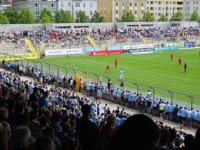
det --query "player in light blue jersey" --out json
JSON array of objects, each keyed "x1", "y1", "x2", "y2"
[{"x1": 120, "y1": 69, "x2": 124, "y2": 80}]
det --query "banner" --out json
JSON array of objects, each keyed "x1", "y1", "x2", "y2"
[
  {"x1": 184, "y1": 42, "x2": 196, "y2": 47},
  {"x1": 107, "y1": 46, "x2": 121, "y2": 51},
  {"x1": 90, "y1": 50, "x2": 123, "y2": 56},
  {"x1": 123, "y1": 44, "x2": 154, "y2": 50},
  {"x1": 45, "y1": 48, "x2": 83, "y2": 56},
  {"x1": 85, "y1": 47, "x2": 101, "y2": 54},
  {"x1": 0, "y1": 53, "x2": 38, "y2": 61},
  {"x1": 155, "y1": 46, "x2": 179, "y2": 51}
]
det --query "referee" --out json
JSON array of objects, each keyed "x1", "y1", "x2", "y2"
[{"x1": 184, "y1": 63, "x2": 187, "y2": 73}]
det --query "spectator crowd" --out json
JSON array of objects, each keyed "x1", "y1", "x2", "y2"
[{"x1": 0, "y1": 26, "x2": 200, "y2": 47}]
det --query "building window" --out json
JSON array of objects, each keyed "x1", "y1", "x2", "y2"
[
  {"x1": 141, "y1": 3, "x2": 143, "y2": 7},
  {"x1": 90, "y1": 3, "x2": 93, "y2": 7},
  {"x1": 52, "y1": 4, "x2": 54, "y2": 8},
  {"x1": 116, "y1": 10, "x2": 118, "y2": 14},
  {"x1": 116, "y1": 2, "x2": 118, "y2": 6},
  {"x1": 116, "y1": 18, "x2": 119, "y2": 21},
  {"x1": 123, "y1": 2, "x2": 125, "y2": 6},
  {"x1": 35, "y1": 3, "x2": 39, "y2": 8},
  {"x1": 158, "y1": 1, "x2": 161, "y2": 4},
  {"x1": 68, "y1": 2, "x2": 71, "y2": 7},
  {"x1": 36, "y1": 11, "x2": 40, "y2": 16},
  {"x1": 123, "y1": 10, "x2": 126, "y2": 14},
  {"x1": 75, "y1": 3, "x2": 80, "y2": 7},
  {"x1": 90, "y1": 11, "x2": 93, "y2": 15},
  {"x1": 135, "y1": 10, "x2": 137, "y2": 14},
  {"x1": 130, "y1": 2, "x2": 132, "y2": 6},
  {"x1": 150, "y1": 1, "x2": 153, "y2": 4},
  {"x1": 61, "y1": 2, "x2": 63, "y2": 7},
  {"x1": 135, "y1": 2, "x2": 137, "y2": 6}
]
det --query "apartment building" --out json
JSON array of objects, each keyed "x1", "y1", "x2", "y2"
[
  {"x1": 183, "y1": 0, "x2": 200, "y2": 21},
  {"x1": 98, "y1": 0, "x2": 183, "y2": 22},
  {"x1": 97, "y1": 0, "x2": 145, "y2": 22},
  {"x1": 58, "y1": 0, "x2": 97, "y2": 20},
  {"x1": 14, "y1": 0, "x2": 57, "y2": 22},
  {"x1": 146, "y1": 0, "x2": 183, "y2": 20}
]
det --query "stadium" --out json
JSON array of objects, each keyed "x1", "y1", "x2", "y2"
[{"x1": 1, "y1": 21, "x2": 200, "y2": 150}]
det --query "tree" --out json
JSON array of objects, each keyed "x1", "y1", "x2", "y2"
[
  {"x1": 158, "y1": 15, "x2": 168, "y2": 22},
  {"x1": 91, "y1": 11, "x2": 104, "y2": 23},
  {"x1": 17, "y1": 8, "x2": 34, "y2": 24},
  {"x1": 0, "y1": 11, "x2": 9, "y2": 24},
  {"x1": 76, "y1": 11, "x2": 90, "y2": 23},
  {"x1": 55, "y1": 10, "x2": 74, "y2": 23},
  {"x1": 171, "y1": 11, "x2": 183, "y2": 21},
  {"x1": 40, "y1": 8, "x2": 53, "y2": 22},
  {"x1": 121, "y1": 11, "x2": 136, "y2": 22},
  {"x1": 190, "y1": 10, "x2": 200, "y2": 21},
  {"x1": 5, "y1": 7, "x2": 18, "y2": 24},
  {"x1": 40, "y1": 13, "x2": 53, "y2": 23},
  {"x1": 142, "y1": 11, "x2": 155, "y2": 22}
]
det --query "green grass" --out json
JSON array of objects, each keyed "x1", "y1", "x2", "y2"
[{"x1": 37, "y1": 49, "x2": 200, "y2": 105}]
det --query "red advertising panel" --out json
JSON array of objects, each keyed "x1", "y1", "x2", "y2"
[{"x1": 90, "y1": 50, "x2": 123, "y2": 56}]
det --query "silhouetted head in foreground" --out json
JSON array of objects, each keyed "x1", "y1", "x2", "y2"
[{"x1": 108, "y1": 114, "x2": 160, "y2": 150}]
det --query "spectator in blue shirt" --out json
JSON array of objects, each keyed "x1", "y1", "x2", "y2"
[
  {"x1": 152, "y1": 98, "x2": 159, "y2": 116},
  {"x1": 104, "y1": 104, "x2": 107, "y2": 115},
  {"x1": 114, "y1": 88, "x2": 120, "y2": 103},
  {"x1": 169, "y1": 104, "x2": 175, "y2": 121},
  {"x1": 97, "y1": 104, "x2": 100, "y2": 116},
  {"x1": 164, "y1": 102, "x2": 169, "y2": 120},
  {"x1": 39, "y1": 91, "x2": 49, "y2": 108}
]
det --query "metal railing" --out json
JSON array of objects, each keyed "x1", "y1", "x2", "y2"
[{"x1": 2, "y1": 53, "x2": 200, "y2": 110}]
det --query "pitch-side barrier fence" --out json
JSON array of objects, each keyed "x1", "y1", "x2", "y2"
[{"x1": 1, "y1": 53, "x2": 200, "y2": 110}]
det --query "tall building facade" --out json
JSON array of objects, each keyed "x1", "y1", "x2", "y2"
[
  {"x1": 58, "y1": 0, "x2": 97, "y2": 20},
  {"x1": 14, "y1": 0, "x2": 57, "y2": 22},
  {"x1": 97, "y1": 0, "x2": 183, "y2": 22},
  {"x1": 146, "y1": 0, "x2": 183, "y2": 20},
  {"x1": 183, "y1": 0, "x2": 200, "y2": 21},
  {"x1": 97, "y1": 0, "x2": 145, "y2": 22}
]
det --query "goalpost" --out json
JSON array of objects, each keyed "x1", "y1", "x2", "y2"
[{"x1": 75, "y1": 71, "x2": 88, "y2": 92}]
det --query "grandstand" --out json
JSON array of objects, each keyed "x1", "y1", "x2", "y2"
[{"x1": 0, "y1": 22, "x2": 200, "y2": 150}]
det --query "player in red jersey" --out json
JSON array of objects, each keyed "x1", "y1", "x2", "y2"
[
  {"x1": 170, "y1": 53, "x2": 174, "y2": 61},
  {"x1": 106, "y1": 64, "x2": 110, "y2": 72},
  {"x1": 115, "y1": 58, "x2": 118, "y2": 68},
  {"x1": 178, "y1": 57, "x2": 182, "y2": 66}
]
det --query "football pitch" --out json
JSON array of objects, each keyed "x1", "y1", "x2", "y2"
[{"x1": 39, "y1": 49, "x2": 200, "y2": 105}]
